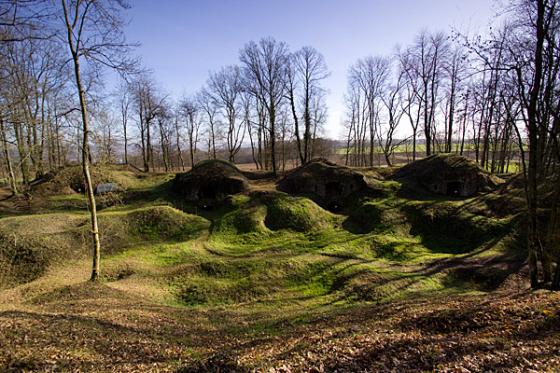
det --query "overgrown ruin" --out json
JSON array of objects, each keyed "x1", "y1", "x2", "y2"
[
  {"x1": 172, "y1": 160, "x2": 249, "y2": 204},
  {"x1": 393, "y1": 154, "x2": 504, "y2": 197},
  {"x1": 277, "y1": 158, "x2": 368, "y2": 211}
]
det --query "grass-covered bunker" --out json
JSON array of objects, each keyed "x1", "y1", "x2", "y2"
[
  {"x1": 394, "y1": 154, "x2": 503, "y2": 197},
  {"x1": 173, "y1": 160, "x2": 249, "y2": 204},
  {"x1": 277, "y1": 159, "x2": 368, "y2": 211}
]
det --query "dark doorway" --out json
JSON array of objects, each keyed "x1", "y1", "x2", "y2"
[
  {"x1": 324, "y1": 182, "x2": 345, "y2": 212},
  {"x1": 199, "y1": 183, "x2": 220, "y2": 200},
  {"x1": 325, "y1": 182, "x2": 343, "y2": 199},
  {"x1": 326, "y1": 201, "x2": 342, "y2": 212},
  {"x1": 446, "y1": 181, "x2": 462, "y2": 196}
]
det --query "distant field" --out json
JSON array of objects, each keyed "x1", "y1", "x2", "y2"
[{"x1": 337, "y1": 143, "x2": 484, "y2": 156}]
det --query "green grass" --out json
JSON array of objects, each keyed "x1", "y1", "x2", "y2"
[
  {"x1": 0, "y1": 205, "x2": 210, "y2": 287},
  {"x1": 1, "y1": 169, "x2": 522, "y2": 317},
  {"x1": 0, "y1": 168, "x2": 553, "y2": 373},
  {"x1": 89, "y1": 188, "x2": 515, "y2": 309}
]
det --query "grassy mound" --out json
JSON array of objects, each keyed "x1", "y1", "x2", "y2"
[
  {"x1": 119, "y1": 206, "x2": 210, "y2": 242},
  {"x1": 213, "y1": 193, "x2": 334, "y2": 236},
  {"x1": 0, "y1": 214, "x2": 87, "y2": 286},
  {"x1": 343, "y1": 200, "x2": 394, "y2": 233},
  {"x1": 277, "y1": 159, "x2": 368, "y2": 211},
  {"x1": 214, "y1": 204, "x2": 269, "y2": 235},
  {"x1": 32, "y1": 165, "x2": 142, "y2": 196},
  {"x1": 173, "y1": 159, "x2": 249, "y2": 205},
  {"x1": 403, "y1": 201, "x2": 511, "y2": 253},
  {"x1": 0, "y1": 206, "x2": 210, "y2": 288},
  {"x1": 263, "y1": 193, "x2": 333, "y2": 232},
  {"x1": 394, "y1": 154, "x2": 504, "y2": 197}
]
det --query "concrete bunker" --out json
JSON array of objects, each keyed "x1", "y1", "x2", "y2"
[
  {"x1": 172, "y1": 160, "x2": 249, "y2": 206},
  {"x1": 393, "y1": 154, "x2": 503, "y2": 197},
  {"x1": 277, "y1": 159, "x2": 368, "y2": 211}
]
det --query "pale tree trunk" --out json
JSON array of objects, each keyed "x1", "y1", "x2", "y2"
[
  {"x1": 123, "y1": 118, "x2": 128, "y2": 164},
  {"x1": 75, "y1": 58, "x2": 101, "y2": 281},
  {"x1": 175, "y1": 119, "x2": 185, "y2": 171},
  {"x1": 269, "y1": 103, "x2": 277, "y2": 175},
  {"x1": 62, "y1": 0, "x2": 101, "y2": 281},
  {"x1": 0, "y1": 117, "x2": 18, "y2": 195}
]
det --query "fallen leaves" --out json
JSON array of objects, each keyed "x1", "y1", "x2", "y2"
[{"x1": 0, "y1": 289, "x2": 559, "y2": 372}]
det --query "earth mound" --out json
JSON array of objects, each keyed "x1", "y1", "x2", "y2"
[
  {"x1": 214, "y1": 191, "x2": 333, "y2": 235},
  {"x1": 31, "y1": 165, "x2": 138, "y2": 196},
  {"x1": 393, "y1": 154, "x2": 503, "y2": 197},
  {"x1": 172, "y1": 160, "x2": 249, "y2": 205},
  {"x1": 0, "y1": 206, "x2": 209, "y2": 288},
  {"x1": 277, "y1": 158, "x2": 368, "y2": 211}
]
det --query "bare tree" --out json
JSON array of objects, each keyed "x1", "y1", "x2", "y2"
[
  {"x1": 0, "y1": 112, "x2": 17, "y2": 194},
  {"x1": 240, "y1": 37, "x2": 289, "y2": 175},
  {"x1": 443, "y1": 43, "x2": 468, "y2": 153},
  {"x1": 173, "y1": 111, "x2": 185, "y2": 170},
  {"x1": 286, "y1": 46, "x2": 329, "y2": 164},
  {"x1": 206, "y1": 65, "x2": 245, "y2": 162},
  {"x1": 58, "y1": 0, "x2": 135, "y2": 281},
  {"x1": 379, "y1": 69, "x2": 406, "y2": 166},
  {"x1": 399, "y1": 48, "x2": 424, "y2": 161},
  {"x1": 131, "y1": 75, "x2": 164, "y2": 172},
  {"x1": 198, "y1": 90, "x2": 219, "y2": 160},
  {"x1": 348, "y1": 56, "x2": 390, "y2": 166},
  {"x1": 117, "y1": 81, "x2": 131, "y2": 164},
  {"x1": 178, "y1": 96, "x2": 200, "y2": 167},
  {"x1": 407, "y1": 31, "x2": 449, "y2": 156}
]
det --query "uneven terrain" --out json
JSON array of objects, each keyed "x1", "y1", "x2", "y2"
[{"x1": 0, "y1": 165, "x2": 558, "y2": 372}]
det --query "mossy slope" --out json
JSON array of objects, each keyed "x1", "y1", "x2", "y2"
[
  {"x1": 1, "y1": 169, "x2": 522, "y2": 310},
  {"x1": 0, "y1": 206, "x2": 209, "y2": 287}
]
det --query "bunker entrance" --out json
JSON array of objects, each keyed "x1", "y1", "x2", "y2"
[
  {"x1": 325, "y1": 182, "x2": 343, "y2": 199},
  {"x1": 325, "y1": 182, "x2": 344, "y2": 211},
  {"x1": 199, "y1": 184, "x2": 220, "y2": 200},
  {"x1": 446, "y1": 181, "x2": 463, "y2": 197}
]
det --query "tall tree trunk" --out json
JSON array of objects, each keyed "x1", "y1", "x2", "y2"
[
  {"x1": 175, "y1": 120, "x2": 185, "y2": 171},
  {"x1": 0, "y1": 117, "x2": 18, "y2": 195},
  {"x1": 424, "y1": 94, "x2": 431, "y2": 156},
  {"x1": 269, "y1": 102, "x2": 277, "y2": 176},
  {"x1": 74, "y1": 52, "x2": 101, "y2": 282},
  {"x1": 526, "y1": 0, "x2": 547, "y2": 287},
  {"x1": 303, "y1": 84, "x2": 312, "y2": 164},
  {"x1": 289, "y1": 87, "x2": 304, "y2": 164},
  {"x1": 123, "y1": 119, "x2": 128, "y2": 164},
  {"x1": 446, "y1": 82, "x2": 456, "y2": 153},
  {"x1": 146, "y1": 116, "x2": 152, "y2": 172},
  {"x1": 13, "y1": 120, "x2": 29, "y2": 185},
  {"x1": 62, "y1": 0, "x2": 101, "y2": 282}
]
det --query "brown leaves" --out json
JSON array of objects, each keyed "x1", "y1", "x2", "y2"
[{"x1": 1, "y1": 289, "x2": 559, "y2": 372}]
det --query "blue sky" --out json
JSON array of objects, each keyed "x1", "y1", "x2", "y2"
[{"x1": 125, "y1": 0, "x2": 498, "y2": 138}]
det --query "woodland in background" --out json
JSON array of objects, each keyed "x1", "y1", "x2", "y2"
[{"x1": 0, "y1": 0, "x2": 558, "y2": 288}]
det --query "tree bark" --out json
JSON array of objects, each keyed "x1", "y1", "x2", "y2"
[
  {"x1": 62, "y1": 0, "x2": 101, "y2": 282},
  {"x1": 0, "y1": 117, "x2": 18, "y2": 195}
]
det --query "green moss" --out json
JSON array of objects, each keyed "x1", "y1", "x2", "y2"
[
  {"x1": 344, "y1": 201, "x2": 383, "y2": 233},
  {"x1": 0, "y1": 206, "x2": 210, "y2": 287},
  {"x1": 123, "y1": 206, "x2": 210, "y2": 241},
  {"x1": 403, "y1": 201, "x2": 510, "y2": 253},
  {"x1": 263, "y1": 194, "x2": 333, "y2": 232},
  {"x1": 214, "y1": 204, "x2": 268, "y2": 235},
  {"x1": 2, "y1": 169, "x2": 522, "y2": 317}
]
